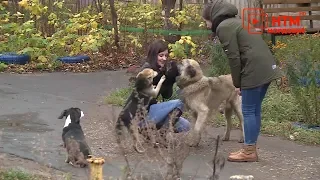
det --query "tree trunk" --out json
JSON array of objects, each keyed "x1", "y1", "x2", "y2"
[
  {"x1": 178, "y1": 0, "x2": 183, "y2": 31},
  {"x1": 108, "y1": 0, "x2": 120, "y2": 49},
  {"x1": 161, "y1": 0, "x2": 179, "y2": 43},
  {"x1": 92, "y1": 0, "x2": 103, "y2": 13}
]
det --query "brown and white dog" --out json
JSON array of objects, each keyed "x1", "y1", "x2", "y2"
[
  {"x1": 58, "y1": 107, "x2": 91, "y2": 168},
  {"x1": 115, "y1": 68, "x2": 166, "y2": 153}
]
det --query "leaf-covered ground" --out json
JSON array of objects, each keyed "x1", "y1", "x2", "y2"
[{"x1": 1, "y1": 51, "x2": 141, "y2": 74}]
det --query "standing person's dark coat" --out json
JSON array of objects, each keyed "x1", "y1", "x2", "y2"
[{"x1": 205, "y1": 0, "x2": 283, "y2": 89}]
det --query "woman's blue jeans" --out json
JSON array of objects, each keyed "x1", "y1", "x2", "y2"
[
  {"x1": 241, "y1": 82, "x2": 270, "y2": 145},
  {"x1": 146, "y1": 99, "x2": 191, "y2": 133}
]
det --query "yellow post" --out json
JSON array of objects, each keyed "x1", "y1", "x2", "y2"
[{"x1": 87, "y1": 156, "x2": 105, "y2": 180}]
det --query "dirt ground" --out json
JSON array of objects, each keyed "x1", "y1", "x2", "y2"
[{"x1": 1, "y1": 70, "x2": 320, "y2": 180}]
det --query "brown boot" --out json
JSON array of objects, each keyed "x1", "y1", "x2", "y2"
[
  {"x1": 227, "y1": 145, "x2": 258, "y2": 162},
  {"x1": 229, "y1": 148, "x2": 244, "y2": 155}
]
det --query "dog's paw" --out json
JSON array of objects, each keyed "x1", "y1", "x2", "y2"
[
  {"x1": 80, "y1": 163, "x2": 88, "y2": 168},
  {"x1": 76, "y1": 160, "x2": 88, "y2": 168},
  {"x1": 72, "y1": 163, "x2": 81, "y2": 168},
  {"x1": 160, "y1": 75, "x2": 166, "y2": 82},
  {"x1": 133, "y1": 142, "x2": 145, "y2": 154},
  {"x1": 238, "y1": 137, "x2": 244, "y2": 143},
  {"x1": 188, "y1": 141, "x2": 200, "y2": 147},
  {"x1": 222, "y1": 135, "x2": 230, "y2": 141},
  {"x1": 69, "y1": 161, "x2": 80, "y2": 168},
  {"x1": 187, "y1": 131, "x2": 201, "y2": 147}
]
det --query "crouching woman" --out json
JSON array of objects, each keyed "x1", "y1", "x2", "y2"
[{"x1": 139, "y1": 39, "x2": 191, "y2": 133}]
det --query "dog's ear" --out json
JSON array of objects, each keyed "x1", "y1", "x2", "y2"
[
  {"x1": 58, "y1": 109, "x2": 68, "y2": 119},
  {"x1": 186, "y1": 65, "x2": 196, "y2": 78},
  {"x1": 171, "y1": 61, "x2": 180, "y2": 76},
  {"x1": 74, "y1": 108, "x2": 84, "y2": 119},
  {"x1": 166, "y1": 61, "x2": 180, "y2": 77}
]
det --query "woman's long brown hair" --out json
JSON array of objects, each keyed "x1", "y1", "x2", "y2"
[{"x1": 145, "y1": 39, "x2": 168, "y2": 70}]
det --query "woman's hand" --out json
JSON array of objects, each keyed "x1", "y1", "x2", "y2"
[{"x1": 235, "y1": 88, "x2": 241, "y2": 96}]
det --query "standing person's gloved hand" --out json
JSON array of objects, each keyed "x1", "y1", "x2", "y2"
[{"x1": 235, "y1": 88, "x2": 241, "y2": 96}]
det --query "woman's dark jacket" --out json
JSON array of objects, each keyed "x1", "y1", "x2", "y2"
[{"x1": 209, "y1": 0, "x2": 283, "y2": 89}]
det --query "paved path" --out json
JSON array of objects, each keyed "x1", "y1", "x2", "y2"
[{"x1": 0, "y1": 71, "x2": 319, "y2": 180}]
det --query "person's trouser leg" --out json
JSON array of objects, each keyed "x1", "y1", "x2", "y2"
[
  {"x1": 174, "y1": 117, "x2": 190, "y2": 132},
  {"x1": 228, "y1": 83, "x2": 270, "y2": 162},
  {"x1": 242, "y1": 83, "x2": 270, "y2": 145},
  {"x1": 242, "y1": 88, "x2": 260, "y2": 145},
  {"x1": 139, "y1": 99, "x2": 190, "y2": 132},
  {"x1": 255, "y1": 83, "x2": 270, "y2": 140},
  {"x1": 148, "y1": 99, "x2": 184, "y2": 124}
]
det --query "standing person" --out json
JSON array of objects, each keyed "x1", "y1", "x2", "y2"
[
  {"x1": 139, "y1": 39, "x2": 191, "y2": 133},
  {"x1": 202, "y1": 0, "x2": 282, "y2": 162}
]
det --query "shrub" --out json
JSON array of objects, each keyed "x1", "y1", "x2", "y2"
[
  {"x1": 0, "y1": 1, "x2": 112, "y2": 65},
  {"x1": 0, "y1": 63, "x2": 8, "y2": 72},
  {"x1": 261, "y1": 84, "x2": 301, "y2": 124},
  {"x1": 206, "y1": 39, "x2": 230, "y2": 77},
  {"x1": 0, "y1": 20, "x2": 53, "y2": 62},
  {"x1": 168, "y1": 36, "x2": 199, "y2": 60},
  {"x1": 47, "y1": 10, "x2": 112, "y2": 56},
  {"x1": 274, "y1": 33, "x2": 320, "y2": 126},
  {"x1": 286, "y1": 52, "x2": 320, "y2": 126}
]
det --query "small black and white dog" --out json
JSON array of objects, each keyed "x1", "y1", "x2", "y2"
[{"x1": 58, "y1": 107, "x2": 91, "y2": 168}]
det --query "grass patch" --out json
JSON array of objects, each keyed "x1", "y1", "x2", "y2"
[
  {"x1": 260, "y1": 84, "x2": 320, "y2": 145},
  {"x1": 105, "y1": 84, "x2": 181, "y2": 106},
  {"x1": 105, "y1": 87, "x2": 133, "y2": 107},
  {"x1": 0, "y1": 168, "x2": 72, "y2": 180},
  {"x1": 0, "y1": 169, "x2": 39, "y2": 180}
]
